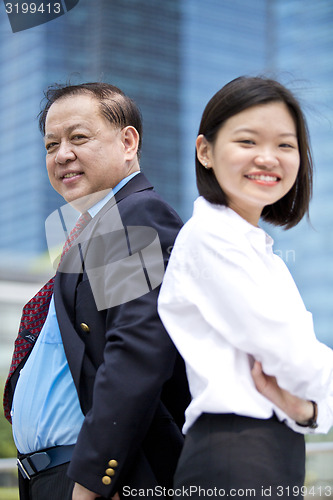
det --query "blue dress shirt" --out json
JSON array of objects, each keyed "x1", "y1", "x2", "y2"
[{"x1": 11, "y1": 172, "x2": 140, "y2": 453}]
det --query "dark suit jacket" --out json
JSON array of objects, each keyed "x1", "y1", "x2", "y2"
[{"x1": 53, "y1": 173, "x2": 190, "y2": 498}]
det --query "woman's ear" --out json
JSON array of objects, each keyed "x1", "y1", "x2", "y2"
[{"x1": 196, "y1": 134, "x2": 211, "y2": 169}]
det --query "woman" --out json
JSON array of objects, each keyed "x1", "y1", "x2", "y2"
[{"x1": 158, "y1": 77, "x2": 333, "y2": 497}]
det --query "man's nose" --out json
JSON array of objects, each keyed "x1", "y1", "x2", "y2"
[{"x1": 55, "y1": 142, "x2": 76, "y2": 164}]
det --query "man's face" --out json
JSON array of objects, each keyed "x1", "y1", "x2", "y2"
[{"x1": 44, "y1": 94, "x2": 140, "y2": 210}]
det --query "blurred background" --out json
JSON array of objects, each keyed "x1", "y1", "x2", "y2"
[{"x1": 0, "y1": 0, "x2": 332, "y2": 497}]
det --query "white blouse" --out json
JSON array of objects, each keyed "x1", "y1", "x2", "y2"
[{"x1": 158, "y1": 197, "x2": 333, "y2": 435}]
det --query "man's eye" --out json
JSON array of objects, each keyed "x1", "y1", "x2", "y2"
[
  {"x1": 72, "y1": 134, "x2": 87, "y2": 141},
  {"x1": 45, "y1": 142, "x2": 57, "y2": 151}
]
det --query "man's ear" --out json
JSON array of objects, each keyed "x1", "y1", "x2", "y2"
[
  {"x1": 196, "y1": 134, "x2": 212, "y2": 168},
  {"x1": 122, "y1": 126, "x2": 140, "y2": 160}
]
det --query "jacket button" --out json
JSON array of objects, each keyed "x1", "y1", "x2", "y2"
[
  {"x1": 106, "y1": 468, "x2": 115, "y2": 477},
  {"x1": 102, "y1": 476, "x2": 112, "y2": 485},
  {"x1": 108, "y1": 460, "x2": 118, "y2": 468},
  {"x1": 80, "y1": 323, "x2": 90, "y2": 333}
]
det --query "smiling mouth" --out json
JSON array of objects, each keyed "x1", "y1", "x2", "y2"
[
  {"x1": 62, "y1": 172, "x2": 83, "y2": 179},
  {"x1": 245, "y1": 174, "x2": 280, "y2": 182}
]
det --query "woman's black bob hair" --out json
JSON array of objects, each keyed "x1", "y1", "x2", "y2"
[{"x1": 196, "y1": 76, "x2": 313, "y2": 229}]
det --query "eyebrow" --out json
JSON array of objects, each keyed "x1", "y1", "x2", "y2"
[
  {"x1": 233, "y1": 127, "x2": 297, "y2": 138},
  {"x1": 44, "y1": 123, "x2": 89, "y2": 139}
]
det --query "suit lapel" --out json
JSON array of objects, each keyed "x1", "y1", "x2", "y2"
[
  {"x1": 64, "y1": 172, "x2": 154, "y2": 255},
  {"x1": 54, "y1": 172, "x2": 154, "y2": 389}
]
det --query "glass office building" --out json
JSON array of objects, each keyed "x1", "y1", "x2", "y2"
[
  {"x1": 267, "y1": 0, "x2": 333, "y2": 347},
  {"x1": 0, "y1": 0, "x2": 332, "y2": 346}
]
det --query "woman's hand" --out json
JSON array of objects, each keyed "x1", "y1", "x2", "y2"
[{"x1": 251, "y1": 361, "x2": 315, "y2": 424}]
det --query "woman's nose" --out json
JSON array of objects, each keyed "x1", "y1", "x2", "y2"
[{"x1": 253, "y1": 149, "x2": 279, "y2": 169}]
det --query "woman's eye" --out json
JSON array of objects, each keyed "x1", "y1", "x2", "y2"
[
  {"x1": 239, "y1": 140, "x2": 255, "y2": 145},
  {"x1": 280, "y1": 143, "x2": 294, "y2": 149}
]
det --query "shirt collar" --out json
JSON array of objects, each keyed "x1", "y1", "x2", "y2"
[
  {"x1": 194, "y1": 196, "x2": 274, "y2": 254},
  {"x1": 88, "y1": 171, "x2": 140, "y2": 218}
]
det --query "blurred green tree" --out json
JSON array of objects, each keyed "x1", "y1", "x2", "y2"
[{"x1": 0, "y1": 383, "x2": 16, "y2": 458}]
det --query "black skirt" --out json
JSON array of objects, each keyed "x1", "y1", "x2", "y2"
[{"x1": 174, "y1": 413, "x2": 305, "y2": 499}]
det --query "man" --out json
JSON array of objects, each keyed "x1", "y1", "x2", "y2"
[{"x1": 3, "y1": 83, "x2": 190, "y2": 500}]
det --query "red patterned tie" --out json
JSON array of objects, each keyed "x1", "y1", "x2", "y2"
[{"x1": 3, "y1": 212, "x2": 91, "y2": 422}]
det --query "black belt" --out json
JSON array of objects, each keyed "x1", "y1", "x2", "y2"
[{"x1": 17, "y1": 444, "x2": 75, "y2": 480}]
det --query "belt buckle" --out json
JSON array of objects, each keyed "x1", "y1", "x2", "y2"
[{"x1": 17, "y1": 458, "x2": 31, "y2": 480}]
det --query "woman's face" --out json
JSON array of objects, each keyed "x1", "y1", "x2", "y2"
[{"x1": 197, "y1": 102, "x2": 300, "y2": 226}]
